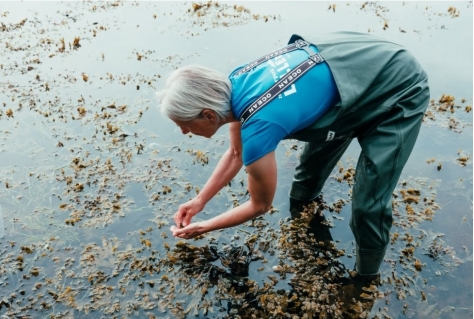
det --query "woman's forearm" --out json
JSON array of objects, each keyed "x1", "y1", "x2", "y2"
[
  {"x1": 195, "y1": 146, "x2": 243, "y2": 206},
  {"x1": 200, "y1": 151, "x2": 277, "y2": 232},
  {"x1": 171, "y1": 151, "x2": 277, "y2": 239},
  {"x1": 200, "y1": 200, "x2": 265, "y2": 232}
]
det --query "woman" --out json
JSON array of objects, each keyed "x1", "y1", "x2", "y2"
[{"x1": 157, "y1": 31, "x2": 429, "y2": 276}]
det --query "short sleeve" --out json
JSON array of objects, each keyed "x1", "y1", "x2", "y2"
[{"x1": 241, "y1": 120, "x2": 289, "y2": 166}]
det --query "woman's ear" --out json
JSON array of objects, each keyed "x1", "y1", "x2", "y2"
[{"x1": 202, "y1": 109, "x2": 215, "y2": 121}]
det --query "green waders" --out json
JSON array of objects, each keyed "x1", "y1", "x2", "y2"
[{"x1": 286, "y1": 32, "x2": 430, "y2": 275}]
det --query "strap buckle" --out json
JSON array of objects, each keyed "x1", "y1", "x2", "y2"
[
  {"x1": 309, "y1": 53, "x2": 324, "y2": 63},
  {"x1": 295, "y1": 39, "x2": 310, "y2": 48}
]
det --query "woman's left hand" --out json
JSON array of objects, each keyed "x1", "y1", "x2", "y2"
[{"x1": 170, "y1": 223, "x2": 206, "y2": 239}]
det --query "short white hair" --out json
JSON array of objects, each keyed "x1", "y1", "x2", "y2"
[{"x1": 157, "y1": 65, "x2": 232, "y2": 122}]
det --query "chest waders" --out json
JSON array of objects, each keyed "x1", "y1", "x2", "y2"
[
  {"x1": 241, "y1": 32, "x2": 430, "y2": 276},
  {"x1": 287, "y1": 32, "x2": 429, "y2": 275}
]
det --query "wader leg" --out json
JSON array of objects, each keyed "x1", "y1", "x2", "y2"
[
  {"x1": 290, "y1": 139, "x2": 352, "y2": 201},
  {"x1": 351, "y1": 78, "x2": 430, "y2": 275}
]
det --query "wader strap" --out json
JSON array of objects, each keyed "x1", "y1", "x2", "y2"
[
  {"x1": 234, "y1": 39, "x2": 312, "y2": 77},
  {"x1": 239, "y1": 52, "x2": 325, "y2": 125}
]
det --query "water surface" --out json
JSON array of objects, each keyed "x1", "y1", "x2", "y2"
[{"x1": 0, "y1": 1, "x2": 472, "y2": 318}]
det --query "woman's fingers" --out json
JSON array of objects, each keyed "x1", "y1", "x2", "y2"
[
  {"x1": 182, "y1": 213, "x2": 193, "y2": 227},
  {"x1": 170, "y1": 225, "x2": 193, "y2": 238},
  {"x1": 174, "y1": 209, "x2": 187, "y2": 228}
]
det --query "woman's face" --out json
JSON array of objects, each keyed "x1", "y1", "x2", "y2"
[{"x1": 171, "y1": 110, "x2": 219, "y2": 138}]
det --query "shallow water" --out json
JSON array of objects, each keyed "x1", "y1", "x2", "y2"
[{"x1": 0, "y1": 1, "x2": 472, "y2": 318}]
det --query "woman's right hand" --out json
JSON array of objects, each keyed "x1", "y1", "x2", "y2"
[{"x1": 174, "y1": 197, "x2": 205, "y2": 228}]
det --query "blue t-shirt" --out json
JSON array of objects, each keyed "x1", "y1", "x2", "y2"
[{"x1": 229, "y1": 45, "x2": 340, "y2": 166}]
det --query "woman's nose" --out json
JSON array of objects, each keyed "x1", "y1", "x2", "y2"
[{"x1": 181, "y1": 127, "x2": 189, "y2": 134}]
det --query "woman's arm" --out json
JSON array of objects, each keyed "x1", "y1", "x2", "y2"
[
  {"x1": 174, "y1": 122, "x2": 244, "y2": 227},
  {"x1": 171, "y1": 150, "x2": 277, "y2": 239},
  {"x1": 195, "y1": 121, "x2": 243, "y2": 207}
]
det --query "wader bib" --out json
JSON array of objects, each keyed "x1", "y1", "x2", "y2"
[{"x1": 240, "y1": 31, "x2": 430, "y2": 275}]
